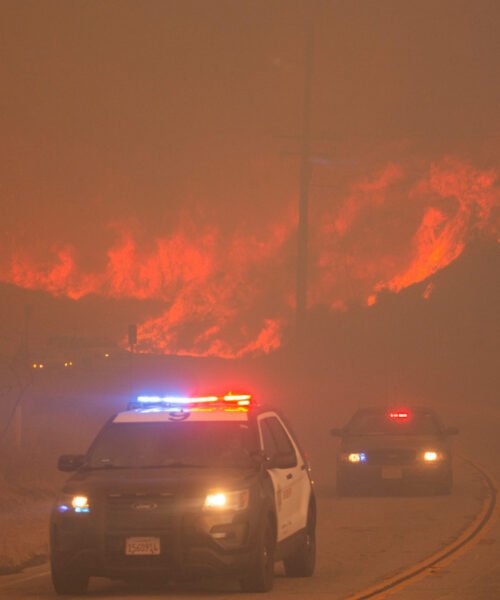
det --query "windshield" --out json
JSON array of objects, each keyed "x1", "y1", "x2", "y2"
[
  {"x1": 347, "y1": 412, "x2": 440, "y2": 436},
  {"x1": 86, "y1": 421, "x2": 257, "y2": 469}
]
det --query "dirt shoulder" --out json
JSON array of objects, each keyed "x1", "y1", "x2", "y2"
[{"x1": 0, "y1": 476, "x2": 53, "y2": 574}]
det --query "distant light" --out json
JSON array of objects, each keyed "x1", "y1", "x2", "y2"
[
  {"x1": 424, "y1": 451, "x2": 439, "y2": 462},
  {"x1": 389, "y1": 411, "x2": 410, "y2": 420},
  {"x1": 104, "y1": 353, "x2": 110, "y2": 358}
]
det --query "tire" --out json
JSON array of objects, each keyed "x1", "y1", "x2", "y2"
[
  {"x1": 51, "y1": 559, "x2": 89, "y2": 596},
  {"x1": 240, "y1": 516, "x2": 275, "y2": 593},
  {"x1": 283, "y1": 504, "x2": 316, "y2": 577}
]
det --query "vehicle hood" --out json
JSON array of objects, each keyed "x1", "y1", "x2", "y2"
[{"x1": 61, "y1": 466, "x2": 258, "y2": 498}]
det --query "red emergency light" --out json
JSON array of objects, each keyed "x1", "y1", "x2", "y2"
[
  {"x1": 389, "y1": 410, "x2": 410, "y2": 420},
  {"x1": 130, "y1": 393, "x2": 253, "y2": 411}
]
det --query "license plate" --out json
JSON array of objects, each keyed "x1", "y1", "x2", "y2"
[
  {"x1": 382, "y1": 467, "x2": 403, "y2": 479},
  {"x1": 125, "y1": 537, "x2": 161, "y2": 555}
]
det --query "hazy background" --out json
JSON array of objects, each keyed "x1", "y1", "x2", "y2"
[{"x1": 0, "y1": 0, "x2": 498, "y2": 378}]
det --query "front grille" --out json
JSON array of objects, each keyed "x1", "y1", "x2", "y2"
[
  {"x1": 106, "y1": 493, "x2": 175, "y2": 532},
  {"x1": 367, "y1": 448, "x2": 416, "y2": 466}
]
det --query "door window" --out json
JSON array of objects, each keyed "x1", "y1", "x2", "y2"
[
  {"x1": 260, "y1": 418, "x2": 279, "y2": 457},
  {"x1": 266, "y1": 417, "x2": 298, "y2": 468}
]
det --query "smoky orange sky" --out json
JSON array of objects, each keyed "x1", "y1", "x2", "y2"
[{"x1": 0, "y1": 0, "x2": 499, "y2": 356}]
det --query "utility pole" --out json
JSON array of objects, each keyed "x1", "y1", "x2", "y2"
[
  {"x1": 296, "y1": 7, "x2": 315, "y2": 345},
  {"x1": 128, "y1": 324, "x2": 137, "y2": 354},
  {"x1": 14, "y1": 304, "x2": 33, "y2": 449}
]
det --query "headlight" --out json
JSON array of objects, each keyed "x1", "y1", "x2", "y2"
[
  {"x1": 423, "y1": 451, "x2": 443, "y2": 462},
  {"x1": 203, "y1": 489, "x2": 249, "y2": 511},
  {"x1": 342, "y1": 452, "x2": 367, "y2": 463},
  {"x1": 57, "y1": 494, "x2": 90, "y2": 513},
  {"x1": 72, "y1": 495, "x2": 90, "y2": 512}
]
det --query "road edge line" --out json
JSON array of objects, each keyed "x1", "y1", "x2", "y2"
[{"x1": 342, "y1": 455, "x2": 498, "y2": 600}]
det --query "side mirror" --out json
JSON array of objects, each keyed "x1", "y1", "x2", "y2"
[
  {"x1": 444, "y1": 426, "x2": 459, "y2": 436},
  {"x1": 250, "y1": 450, "x2": 266, "y2": 468},
  {"x1": 266, "y1": 452, "x2": 297, "y2": 470},
  {"x1": 330, "y1": 427, "x2": 345, "y2": 437},
  {"x1": 58, "y1": 454, "x2": 86, "y2": 472}
]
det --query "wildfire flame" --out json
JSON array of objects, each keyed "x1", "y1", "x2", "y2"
[
  {"x1": 1, "y1": 157, "x2": 498, "y2": 356},
  {"x1": 315, "y1": 157, "x2": 498, "y2": 309}
]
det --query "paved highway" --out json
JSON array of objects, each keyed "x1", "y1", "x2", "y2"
[
  {"x1": 1, "y1": 396, "x2": 499, "y2": 599},
  {"x1": 0, "y1": 452, "x2": 496, "y2": 599}
]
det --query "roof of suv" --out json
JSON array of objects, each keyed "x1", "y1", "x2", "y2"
[
  {"x1": 114, "y1": 393, "x2": 275, "y2": 424},
  {"x1": 114, "y1": 408, "x2": 251, "y2": 423}
]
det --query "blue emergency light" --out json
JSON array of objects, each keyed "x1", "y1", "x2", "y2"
[{"x1": 127, "y1": 393, "x2": 252, "y2": 411}]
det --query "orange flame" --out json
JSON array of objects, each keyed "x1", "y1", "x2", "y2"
[
  {"x1": 1, "y1": 157, "x2": 498, "y2": 356},
  {"x1": 3, "y1": 218, "x2": 293, "y2": 357},
  {"x1": 315, "y1": 157, "x2": 498, "y2": 309},
  {"x1": 374, "y1": 159, "x2": 497, "y2": 297}
]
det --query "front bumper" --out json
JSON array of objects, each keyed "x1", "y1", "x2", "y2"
[
  {"x1": 50, "y1": 508, "x2": 256, "y2": 579},
  {"x1": 337, "y1": 461, "x2": 451, "y2": 487}
]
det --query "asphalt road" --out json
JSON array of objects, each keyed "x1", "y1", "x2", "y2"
[
  {"x1": 385, "y1": 403, "x2": 500, "y2": 600},
  {"x1": 1, "y1": 394, "x2": 499, "y2": 600},
  {"x1": 0, "y1": 451, "x2": 495, "y2": 599}
]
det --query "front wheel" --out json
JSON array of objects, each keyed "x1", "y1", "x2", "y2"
[
  {"x1": 240, "y1": 517, "x2": 275, "y2": 593},
  {"x1": 283, "y1": 504, "x2": 316, "y2": 577},
  {"x1": 51, "y1": 559, "x2": 89, "y2": 596}
]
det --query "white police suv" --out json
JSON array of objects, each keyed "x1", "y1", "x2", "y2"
[{"x1": 50, "y1": 393, "x2": 316, "y2": 594}]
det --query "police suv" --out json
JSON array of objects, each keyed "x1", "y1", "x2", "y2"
[
  {"x1": 50, "y1": 394, "x2": 316, "y2": 594},
  {"x1": 332, "y1": 406, "x2": 458, "y2": 495}
]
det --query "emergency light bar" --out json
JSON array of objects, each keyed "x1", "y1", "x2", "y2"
[
  {"x1": 389, "y1": 410, "x2": 410, "y2": 420},
  {"x1": 128, "y1": 393, "x2": 252, "y2": 411}
]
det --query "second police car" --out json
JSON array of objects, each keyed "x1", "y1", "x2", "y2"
[
  {"x1": 50, "y1": 393, "x2": 316, "y2": 594},
  {"x1": 332, "y1": 406, "x2": 458, "y2": 495}
]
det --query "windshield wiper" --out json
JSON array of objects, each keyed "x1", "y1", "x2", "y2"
[
  {"x1": 85, "y1": 464, "x2": 131, "y2": 470},
  {"x1": 86, "y1": 460, "x2": 213, "y2": 470},
  {"x1": 350, "y1": 432, "x2": 388, "y2": 436},
  {"x1": 137, "y1": 461, "x2": 209, "y2": 469}
]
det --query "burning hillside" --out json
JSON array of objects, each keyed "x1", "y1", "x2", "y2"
[{"x1": 1, "y1": 157, "x2": 498, "y2": 357}]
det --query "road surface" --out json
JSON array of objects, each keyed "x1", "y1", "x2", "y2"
[{"x1": 0, "y1": 444, "x2": 497, "y2": 599}]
